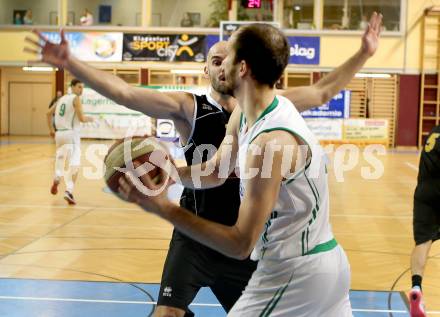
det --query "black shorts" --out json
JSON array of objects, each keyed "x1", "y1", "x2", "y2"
[
  {"x1": 157, "y1": 230, "x2": 258, "y2": 315},
  {"x1": 413, "y1": 197, "x2": 440, "y2": 245}
]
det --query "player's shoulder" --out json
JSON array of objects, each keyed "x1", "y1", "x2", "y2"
[
  {"x1": 275, "y1": 94, "x2": 300, "y2": 116},
  {"x1": 252, "y1": 128, "x2": 299, "y2": 149},
  {"x1": 194, "y1": 94, "x2": 223, "y2": 113},
  {"x1": 423, "y1": 125, "x2": 440, "y2": 153}
]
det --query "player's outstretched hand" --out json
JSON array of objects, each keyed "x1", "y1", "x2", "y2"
[
  {"x1": 361, "y1": 12, "x2": 383, "y2": 57},
  {"x1": 24, "y1": 29, "x2": 70, "y2": 68}
]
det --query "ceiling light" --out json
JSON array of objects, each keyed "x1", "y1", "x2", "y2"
[
  {"x1": 22, "y1": 66, "x2": 58, "y2": 72},
  {"x1": 355, "y1": 73, "x2": 391, "y2": 78}
]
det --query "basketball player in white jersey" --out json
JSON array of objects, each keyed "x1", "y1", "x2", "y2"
[
  {"x1": 27, "y1": 12, "x2": 382, "y2": 316},
  {"x1": 117, "y1": 21, "x2": 374, "y2": 316},
  {"x1": 46, "y1": 79, "x2": 93, "y2": 205}
]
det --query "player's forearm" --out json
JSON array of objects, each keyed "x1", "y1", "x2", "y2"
[
  {"x1": 315, "y1": 49, "x2": 369, "y2": 102},
  {"x1": 46, "y1": 114, "x2": 54, "y2": 132},
  {"x1": 65, "y1": 55, "x2": 185, "y2": 120},
  {"x1": 65, "y1": 55, "x2": 131, "y2": 107},
  {"x1": 159, "y1": 203, "x2": 249, "y2": 259},
  {"x1": 176, "y1": 162, "x2": 226, "y2": 189}
]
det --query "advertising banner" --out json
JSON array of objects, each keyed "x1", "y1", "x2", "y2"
[
  {"x1": 301, "y1": 90, "x2": 350, "y2": 119},
  {"x1": 123, "y1": 34, "x2": 206, "y2": 62},
  {"x1": 343, "y1": 119, "x2": 389, "y2": 142},
  {"x1": 288, "y1": 36, "x2": 320, "y2": 65},
  {"x1": 305, "y1": 119, "x2": 343, "y2": 140},
  {"x1": 42, "y1": 32, "x2": 123, "y2": 62},
  {"x1": 79, "y1": 87, "x2": 150, "y2": 139}
]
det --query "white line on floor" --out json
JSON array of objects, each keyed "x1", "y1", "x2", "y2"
[
  {"x1": 0, "y1": 294, "x2": 440, "y2": 314},
  {"x1": 405, "y1": 162, "x2": 419, "y2": 172},
  {"x1": 0, "y1": 295, "x2": 420, "y2": 312}
]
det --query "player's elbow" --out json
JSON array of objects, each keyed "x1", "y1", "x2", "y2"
[
  {"x1": 115, "y1": 86, "x2": 135, "y2": 105},
  {"x1": 318, "y1": 88, "x2": 333, "y2": 105},
  {"x1": 234, "y1": 249, "x2": 252, "y2": 260},
  {"x1": 233, "y1": 243, "x2": 253, "y2": 260},
  {"x1": 228, "y1": 232, "x2": 253, "y2": 260}
]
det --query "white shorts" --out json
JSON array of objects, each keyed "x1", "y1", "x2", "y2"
[
  {"x1": 228, "y1": 244, "x2": 352, "y2": 317},
  {"x1": 55, "y1": 130, "x2": 81, "y2": 167}
]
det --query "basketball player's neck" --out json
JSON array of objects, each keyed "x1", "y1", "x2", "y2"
[
  {"x1": 210, "y1": 86, "x2": 236, "y2": 113},
  {"x1": 236, "y1": 81, "x2": 275, "y2": 127}
]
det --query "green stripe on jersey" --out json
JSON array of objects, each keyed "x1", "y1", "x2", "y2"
[
  {"x1": 239, "y1": 113, "x2": 245, "y2": 132},
  {"x1": 305, "y1": 238, "x2": 338, "y2": 256},
  {"x1": 259, "y1": 274, "x2": 293, "y2": 317},
  {"x1": 254, "y1": 96, "x2": 279, "y2": 124}
]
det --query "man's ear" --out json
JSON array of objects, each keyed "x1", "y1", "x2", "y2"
[
  {"x1": 239, "y1": 60, "x2": 248, "y2": 78},
  {"x1": 203, "y1": 65, "x2": 209, "y2": 79}
]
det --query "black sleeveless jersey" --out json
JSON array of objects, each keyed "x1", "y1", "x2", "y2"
[
  {"x1": 179, "y1": 94, "x2": 240, "y2": 226},
  {"x1": 415, "y1": 125, "x2": 440, "y2": 202}
]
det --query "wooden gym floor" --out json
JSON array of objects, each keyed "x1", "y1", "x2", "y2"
[{"x1": 0, "y1": 136, "x2": 438, "y2": 316}]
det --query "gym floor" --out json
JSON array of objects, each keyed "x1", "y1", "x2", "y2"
[{"x1": 0, "y1": 136, "x2": 439, "y2": 316}]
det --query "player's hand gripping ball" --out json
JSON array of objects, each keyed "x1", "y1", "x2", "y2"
[{"x1": 103, "y1": 136, "x2": 173, "y2": 201}]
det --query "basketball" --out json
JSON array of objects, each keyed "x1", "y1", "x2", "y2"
[{"x1": 103, "y1": 136, "x2": 171, "y2": 198}]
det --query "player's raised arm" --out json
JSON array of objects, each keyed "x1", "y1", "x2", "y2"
[
  {"x1": 280, "y1": 12, "x2": 382, "y2": 112},
  {"x1": 24, "y1": 29, "x2": 194, "y2": 129}
]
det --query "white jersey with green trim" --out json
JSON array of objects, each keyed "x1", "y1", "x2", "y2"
[
  {"x1": 237, "y1": 95, "x2": 333, "y2": 261},
  {"x1": 54, "y1": 94, "x2": 80, "y2": 131}
]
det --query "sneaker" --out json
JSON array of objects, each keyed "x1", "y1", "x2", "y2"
[
  {"x1": 64, "y1": 191, "x2": 76, "y2": 205},
  {"x1": 50, "y1": 179, "x2": 60, "y2": 195},
  {"x1": 409, "y1": 287, "x2": 426, "y2": 317}
]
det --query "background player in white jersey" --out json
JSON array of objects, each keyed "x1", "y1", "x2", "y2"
[
  {"x1": 46, "y1": 79, "x2": 93, "y2": 205},
  {"x1": 117, "y1": 20, "x2": 381, "y2": 316}
]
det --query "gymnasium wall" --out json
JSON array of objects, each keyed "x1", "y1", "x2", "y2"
[
  {"x1": 0, "y1": 0, "x2": 437, "y2": 71},
  {"x1": 151, "y1": 0, "x2": 213, "y2": 27},
  {"x1": 397, "y1": 74, "x2": 421, "y2": 147},
  {"x1": 0, "y1": 31, "x2": 31, "y2": 63}
]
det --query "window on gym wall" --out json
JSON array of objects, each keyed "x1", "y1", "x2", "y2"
[
  {"x1": 323, "y1": 0, "x2": 401, "y2": 31},
  {"x1": 66, "y1": 0, "x2": 142, "y2": 26},
  {"x1": 151, "y1": 0, "x2": 216, "y2": 27},
  {"x1": 0, "y1": 0, "x2": 59, "y2": 25},
  {"x1": 283, "y1": 0, "x2": 314, "y2": 29}
]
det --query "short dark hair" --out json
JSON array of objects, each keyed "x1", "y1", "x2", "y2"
[
  {"x1": 70, "y1": 79, "x2": 82, "y2": 87},
  {"x1": 232, "y1": 24, "x2": 289, "y2": 87}
]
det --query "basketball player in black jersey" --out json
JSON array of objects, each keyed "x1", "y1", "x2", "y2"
[
  {"x1": 409, "y1": 125, "x2": 440, "y2": 317},
  {"x1": 26, "y1": 16, "x2": 382, "y2": 316}
]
